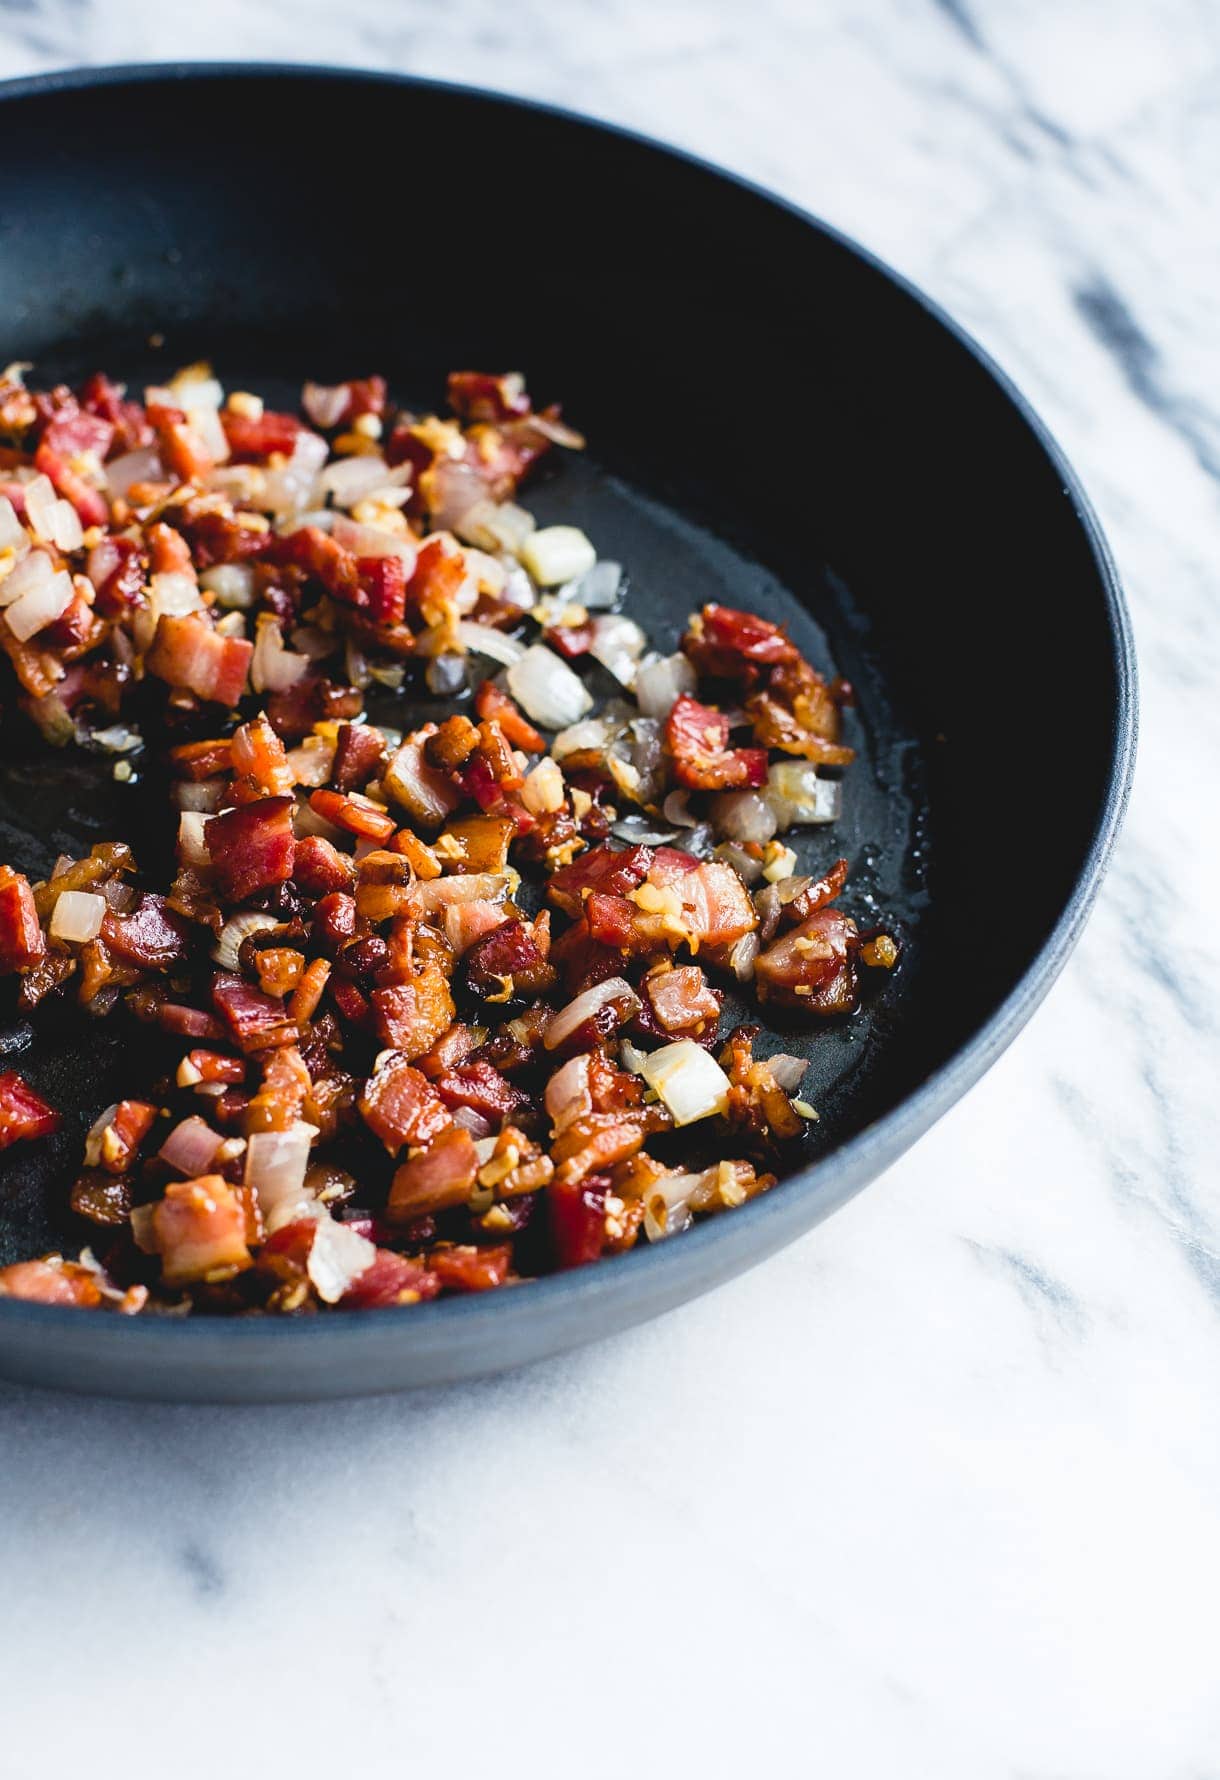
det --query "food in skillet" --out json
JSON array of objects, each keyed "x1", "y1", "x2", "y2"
[{"x1": 0, "y1": 362, "x2": 899, "y2": 1314}]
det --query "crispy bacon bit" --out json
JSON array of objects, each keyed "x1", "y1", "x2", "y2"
[
  {"x1": 0, "y1": 1258, "x2": 103, "y2": 1307},
  {"x1": 340, "y1": 1248, "x2": 440, "y2": 1307},
  {"x1": 212, "y1": 972, "x2": 299, "y2": 1052},
  {"x1": 549, "y1": 1174, "x2": 612, "y2": 1268},
  {"x1": 146, "y1": 613, "x2": 253, "y2": 706},
  {"x1": 0, "y1": 866, "x2": 45, "y2": 972},
  {"x1": 665, "y1": 693, "x2": 767, "y2": 791},
  {"x1": 331, "y1": 722, "x2": 385, "y2": 793},
  {"x1": 745, "y1": 659, "x2": 855, "y2": 765},
  {"x1": 102, "y1": 894, "x2": 192, "y2": 969},
  {"x1": 231, "y1": 713, "x2": 294, "y2": 799},
  {"x1": 549, "y1": 843, "x2": 654, "y2": 918},
  {"x1": 474, "y1": 680, "x2": 545, "y2": 751},
  {"x1": 754, "y1": 908, "x2": 859, "y2": 1012},
  {"x1": 430, "y1": 1242, "x2": 513, "y2": 1292},
  {"x1": 359, "y1": 555, "x2": 407, "y2": 626},
  {"x1": 222, "y1": 408, "x2": 307, "y2": 460},
  {"x1": 0, "y1": 1071, "x2": 59, "y2": 1149},
  {"x1": 643, "y1": 965, "x2": 723, "y2": 1037},
  {"x1": 387, "y1": 1123, "x2": 478, "y2": 1219},
  {"x1": 138, "y1": 1174, "x2": 252, "y2": 1286},
  {"x1": 205, "y1": 797, "x2": 296, "y2": 901},
  {"x1": 360, "y1": 1055, "x2": 451, "y2": 1155},
  {"x1": 682, "y1": 602, "x2": 800, "y2": 679},
  {"x1": 309, "y1": 787, "x2": 395, "y2": 843}
]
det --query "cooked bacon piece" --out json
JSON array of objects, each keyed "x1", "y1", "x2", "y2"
[
  {"x1": 90, "y1": 1099, "x2": 157, "y2": 1173},
  {"x1": 101, "y1": 893, "x2": 192, "y2": 969},
  {"x1": 71, "y1": 1169, "x2": 135, "y2": 1226},
  {"x1": 443, "y1": 898, "x2": 511, "y2": 957},
  {"x1": 722, "y1": 1026, "x2": 804, "y2": 1141},
  {"x1": 543, "y1": 620, "x2": 594, "y2": 661},
  {"x1": 222, "y1": 408, "x2": 306, "y2": 460},
  {"x1": 147, "y1": 400, "x2": 215, "y2": 483},
  {"x1": 785, "y1": 857, "x2": 850, "y2": 922},
  {"x1": 277, "y1": 523, "x2": 362, "y2": 604},
  {"x1": 681, "y1": 602, "x2": 800, "y2": 681},
  {"x1": 182, "y1": 1049, "x2": 245, "y2": 1086},
  {"x1": 665, "y1": 693, "x2": 766, "y2": 791},
  {"x1": 309, "y1": 788, "x2": 395, "y2": 843},
  {"x1": 331, "y1": 722, "x2": 386, "y2": 793},
  {"x1": 137, "y1": 1175, "x2": 252, "y2": 1286},
  {"x1": 360, "y1": 1055, "x2": 451, "y2": 1154},
  {"x1": 303, "y1": 376, "x2": 387, "y2": 429},
  {"x1": 293, "y1": 835, "x2": 356, "y2": 896},
  {"x1": 87, "y1": 534, "x2": 146, "y2": 616},
  {"x1": 403, "y1": 532, "x2": 467, "y2": 618},
  {"x1": 358, "y1": 555, "x2": 407, "y2": 626},
  {"x1": 212, "y1": 973, "x2": 299, "y2": 1052},
  {"x1": 429, "y1": 1242, "x2": 513, "y2": 1292},
  {"x1": 548, "y1": 843, "x2": 654, "y2": 918},
  {"x1": 753, "y1": 907, "x2": 859, "y2": 1012},
  {"x1": 434, "y1": 1060, "x2": 527, "y2": 1124},
  {"x1": 548, "y1": 1174, "x2": 612, "y2": 1268},
  {"x1": 246, "y1": 1042, "x2": 311, "y2": 1134},
  {"x1": 254, "y1": 946, "x2": 305, "y2": 999},
  {"x1": 745, "y1": 658, "x2": 854, "y2": 765},
  {"x1": 649, "y1": 854, "x2": 758, "y2": 950},
  {"x1": 155, "y1": 1001, "x2": 226, "y2": 1042},
  {"x1": 462, "y1": 916, "x2": 555, "y2": 1001},
  {"x1": 79, "y1": 372, "x2": 151, "y2": 452},
  {"x1": 446, "y1": 371, "x2": 533, "y2": 424},
  {"x1": 231, "y1": 714, "x2": 295, "y2": 800},
  {"x1": 387, "y1": 1123, "x2": 478, "y2": 1220},
  {"x1": 440, "y1": 814, "x2": 517, "y2": 877},
  {"x1": 0, "y1": 866, "x2": 44, "y2": 972},
  {"x1": 289, "y1": 956, "x2": 332, "y2": 1025},
  {"x1": 33, "y1": 436, "x2": 109, "y2": 528},
  {"x1": 178, "y1": 504, "x2": 273, "y2": 568},
  {"x1": 0, "y1": 1071, "x2": 59, "y2": 1149},
  {"x1": 340, "y1": 1248, "x2": 440, "y2": 1307},
  {"x1": 643, "y1": 965, "x2": 723, "y2": 1037},
  {"x1": 551, "y1": 1106, "x2": 671, "y2": 1187},
  {"x1": 474, "y1": 680, "x2": 545, "y2": 751},
  {"x1": 146, "y1": 613, "x2": 253, "y2": 706},
  {"x1": 205, "y1": 796, "x2": 295, "y2": 901},
  {"x1": 0, "y1": 1257, "x2": 103, "y2": 1306},
  {"x1": 312, "y1": 891, "x2": 359, "y2": 956},
  {"x1": 171, "y1": 736, "x2": 233, "y2": 781},
  {"x1": 370, "y1": 922, "x2": 455, "y2": 1059}
]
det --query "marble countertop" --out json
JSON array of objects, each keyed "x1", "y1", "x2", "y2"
[{"x1": 2, "y1": 4, "x2": 1218, "y2": 1776}]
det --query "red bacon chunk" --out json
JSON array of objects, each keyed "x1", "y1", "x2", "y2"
[
  {"x1": 33, "y1": 439, "x2": 109, "y2": 529},
  {"x1": 359, "y1": 1055, "x2": 451, "y2": 1154},
  {"x1": 340, "y1": 1248, "x2": 441, "y2": 1307},
  {"x1": 447, "y1": 371, "x2": 533, "y2": 424},
  {"x1": 205, "y1": 796, "x2": 296, "y2": 901},
  {"x1": 754, "y1": 907, "x2": 859, "y2": 1013},
  {"x1": 146, "y1": 613, "x2": 253, "y2": 706},
  {"x1": 549, "y1": 1173, "x2": 611, "y2": 1268},
  {"x1": 102, "y1": 894, "x2": 192, "y2": 969},
  {"x1": 473, "y1": 680, "x2": 545, "y2": 752},
  {"x1": 387, "y1": 1123, "x2": 479, "y2": 1220},
  {"x1": 0, "y1": 1258, "x2": 102, "y2": 1307},
  {"x1": 331, "y1": 722, "x2": 385, "y2": 793},
  {"x1": 0, "y1": 866, "x2": 45, "y2": 972},
  {"x1": 665, "y1": 694, "x2": 766, "y2": 791},
  {"x1": 147, "y1": 401, "x2": 214, "y2": 483},
  {"x1": 212, "y1": 973, "x2": 299, "y2": 1052},
  {"x1": 358, "y1": 555, "x2": 407, "y2": 626},
  {"x1": 222, "y1": 408, "x2": 307, "y2": 460},
  {"x1": 0, "y1": 1071, "x2": 59, "y2": 1149},
  {"x1": 434, "y1": 1061, "x2": 527, "y2": 1124},
  {"x1": 682, "y1": 602, "x2": 800, "y2": 679},
  {"x1": 429, "y1": 1242, "x2": 513, "y2": 1292},
  {"x1": 140, "y1": 1174, "x2": 252, "y2": 1286},
  {"x1": 293, "y1": 834, "x2": 356, "y2": 896},
  {"x1": 548, "y1": 844, "x2": 654, "y2": 918}
]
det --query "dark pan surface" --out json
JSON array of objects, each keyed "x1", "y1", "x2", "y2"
[{"x1": 0, "y1": 66, "x2": 1135, "y2": 1400}]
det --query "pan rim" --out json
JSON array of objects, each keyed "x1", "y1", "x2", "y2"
[{"x1": 0, "y1": 61, "x2": 1137, "y2": 1358}]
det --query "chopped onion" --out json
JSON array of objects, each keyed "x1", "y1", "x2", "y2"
[
  {"x1": 454, "y1": 619, "x2": 527, "y2": 667},
  {"x1": 451, "y1": 1105, "x2": 495, "y2": 1140},
  {"x1": 765, "y1": 761, "x2": 842, "y2": 829},
  {"x1": 640, "y1": 1039, "x2": 731, "y2": 1126},
  {"x1": 507, "y1": 643, "x2": 593, "y2": 730},
  {"x1": 710, "y1": 789, "x2": 777, "y2": 846},
  {"x1": 331, "y1": 514, "x2": 416, "y2": 570},
  {"x1": 49, "y1": 889, "x2": 105, "y2": 943},
  {"x1": 426, "y1": 653, "x2": 467, "y2": 697},
  {"x1": 6, "y1": 566, "x2": 73, "y2": 641},
  {"x1": 159, "y1": 1115, "x2": 223, "y2": 1177},
  {"x1": 0, "y1": 496, "x2": 25, "y2": 551},
  {"x1": 519, "y1": 525, "x2": 596, "y2": 588},
  {"x1": 428, "y1": 459, "x2": 490, "y2": 532},
  {"x1": 251, "y1": 615, "x2": 309, "y2": 694},
  {"x1": 589, "y1": 614, "x2": 647, "y2": 686},
  {"x1": 567, "y1": 559, "x2": 622, "y2": 610},
  {"x1": 521, "y1": 755, "x2": 565, "y2": 815},
  {"x1": 83, "y1": 1104, "x2": 120, "y2": 1167},
  {"x1": 409, "y1": 873, "x2": 510, "y2": 915},
  {"x1": 0, "y1": 546, "x2": 52, "y2": 609},
  {"x1": 635, "y1": 651, "x2": 696, "y2": 719},
  {"x1": 177, "y1": 811, "x2": 211, "y2": 868},
  {"x1": 544, "y1": 976, "x2": 639, "y2": 1052},
  {"x1": 201, "y1": 563, "x2": 255, "y2": 609},
  {"x1": 317, "y1": 455, "x2": 408, "y2": 510},
  {"x1": 307, "y1": 1206, "x2": 377, "y2": 1304},
  {"x1": 551, "y1": 717, "x2": 609, "y2": 759},
  {"x1": 455, "y1": 499, "x2": 536, "y2": 556},
  {"x1": 105, "y1": 447, "x2": 163, "y2": 499},
  {"x1": 728, "y1": 931, "x2": 760, "y2": 983},
  {"x1": 499, "y1": 561, "x2": 536, "y2": 611},
  {"x1": 277, "y1": 505, "x2": 334, "y2": 537},
  {"x1": 90, "y1": 724, "x2": 142, "y2": 756},
  {"x1": 714, "y1": 840, "x2": 764, "y2": 885},
  {"x1": 246, "y1": 1122, "x2": 319, "y2": 1225},
  {"x1": 643, "y1": 1170, "x2": 703, "y2": 1242},
  {"x1": 23, "y1": 474, "x2": 60, "y2": 544},
  {"x1": 149, "y1": 570, "x2": 203, "y2": 619},
  {"x1": 767, "y1": 1053, "x2": 808, "y2": 1092},
  {"x1": 302, "y1": 382, "x2": 351, "y2": 429},
  {"x1": 611, "y1": 815, "x2": 679, "y2": 846},
  {"x1": 187, "y1": 404, "x2": 229, "y2": 464},
  {"x1": 212, "y1": 909, "x2": 279, "y2": 971},
  {"x1": 49, "y1": 498, "x2": 84, "y2": 552},
  {"x1": 264, "y1": 430, "x2": 330, "y2": 518},
  {"x1": 167, "y1": 364, "x2": 223, "y2": 410},
  {"x1": 175, "y1": 780, "x2": 223, "y2": 813}
]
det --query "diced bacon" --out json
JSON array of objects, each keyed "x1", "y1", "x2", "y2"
[
  {"x1": 147, "y1": 400, "x2": 215, "y2": 482},
  {"x1": 33, "y1": 439, "x2": 109, "y2": 529},
  {"x1": 370, "y1": 973, "x2": 455, "y2": 1061},
  {"x1": 340, "y1": 1248, "x2": 440, "y2": 1307},
  {"x1": 184, "y1": 1049, "x2": 245, "y2": 1086},
  {"x1": 331, "y1": 722, "x2": 385, "y2": 792},
  {"x1": 548, "y1": 843, "x2": 654, "y2": 918},
  {"x1": 461, "y1": 917, "x2": 551, "y2": 1000},
  {"x1": 443, "y1": 898, "x2": 511, "y2": 956},
  {"x1": 753, "y1": 907, "x2": 859, "y2": 1012},
  {"x1": 358, "y1": 554, "x2": 407, "y2": 626},
  {"x1": 387, "y1": 1123, "x2": 479, "y2": 1219},
  {"x1": 101, "y1": 893, "x2": 192, "y2": 969},
  {"x1": 665, "y1": 693, "x2": 767, "y2": 790},
  {"x1": 79, "y1": 372, "x2": 151, "y2": 452},
  {"x1": 92, "y1": 1099, "x2": 157, "y2": 1172},
  {"x1": 212, "y1": 972, "x2": 299, "y2": 1052},
  {"x1": 222, "y1": 408, "x2": 307, "y2": 460},
  {"x1": 277, "y1": 524, "x2": 361, "y2": 603},
  {"x1": 446, "y1": 371, "x2": 533, "y2": 424},
  {"x1": 293, "y1": 834, "x2": 356, "y2": 895},
  {"x1": 544, "y1": 620, "x2": 594, "y2": 661},
  {"x1": 0, "y1": 1258, "x2": 102, "y2": 1307},
  {"x1": 548, "y1": 1173, "x2": 611, "y2": 1268},
  {"x1": 146, "y1": 522, "x2": 194, "y2": 576},
  {"x1": 434, "y1": 1061, "x2": 527, "y2": 1124},
  {"x1": 474, "y1": 680, "x2": 545, "y2": 751},
  {"x1": 403, "y1": 533, "x2": 466, "y2": 614},
  {"x1": 87, "y1": 534, "x2": 145, "y2": 616},
  {"x1": 359, "y1": 1055, "x2": 451, "y2": 1154},
  {"x1": 42, "y1": 405, "x2": 114, "y2": 461},
  {"x1": 205, "y1": 796, "x2": 296, "y2": 901},
  {"x1": 0, "y1": 1071, "x2": 59, "y2": 1149},
  {"x1": 139, "y1": 1174, "x2": 252, "y2": 1286},
  {"x1": 146, "y1": 613, "x2": 253, "y2": 706},
  {"x1": 0, "y1": 866, "x2": 45, "y2": 972},
  {"x1": 303, "y1": 376, "x2": 387, "y2": 429},
  {"x1": 682, "y1": 602, "x2": 800, "y2": 678},
  {"x1": 429, "y1": 1242, "x2": 513, "y2": 1292},
  {"x1": 644, "y1": 965, "x2": 723, "y2": 1035},
  {"x1": 231, "y1": 713, "x2": 294, "y2": 799},
  {"x1": 647, "y1": 855, "x2": 758, "y2": 950},
  {"x1": 309, "y1": 787, "x2": 395, "y2": 842},
  {"x1": 171, "y1": 736, "x2": 233, "y2": 781},
  {"x1": 157, "y1": 1002, "x2": 227, "y2": 1041}
]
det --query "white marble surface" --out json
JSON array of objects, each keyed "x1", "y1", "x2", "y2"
[{"x1": 2, "y1": 4, "x2": 1218, "y2": 1776}]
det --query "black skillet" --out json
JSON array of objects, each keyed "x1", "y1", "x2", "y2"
[{"x1": 0, "y1": 65, "x2": 1135, "y2": 1400}]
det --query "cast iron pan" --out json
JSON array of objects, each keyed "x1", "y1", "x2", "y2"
[{"x1": 0, "y1": 65, "x2": 1135, "y2": 1400}]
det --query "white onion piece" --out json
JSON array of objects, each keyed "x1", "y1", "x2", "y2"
[
  {"x1": 212, "y1": 910, "x2": 279, "y2": 971},
  {"x1": 251, "y1": 615, "x2": 309, "y2": 693},
  {"x1": 640, "y1": 1039, "x2": 731, "y2": 1126},
  {"x1": 0, "y1": 496, "x2": 25, "y2": 551},
  {"x1": 710, "y1": 789, "x2": 777, "y2": 845},
  {"x1": 454, "y1": 620, "x2": 526, "y2": 667},
  {"x1": 159, "y1": 1116, "x2": 223, "y2": 1177},
  {"x1": 507, "y1": 644, "x2": 592, "y2": 730},
  {"x1": 499, "y1": 560, "x2": 536, "y2": 611},
  {"x1": 307, "y1": 1207, "x2": 377, "y2": 1304},
  {"x1": 520, "y1": 756, "x2": 565, "y2": 815},
  {"x1": 262, "y1": 430, "x2": 330, "y2": 519},
  {"x1": 316, "y1": 455, "x2": 407, "y2": 510},
  {"x1": 168, "y1": 366, "x2": 223, "y2": 410},
  {"x1": 767, "y1": 1053, "x2": 808, "y2": 1091},
  {"x1": 200, "y1": 563, "x2": 255, "y2": 609},
  {"x1": 6, "y1": 567, "x2": 73, "y2": 640},
  {"x1": 48, "y1": 499, "x2": 83, "y2": 552},
  {"x1": 149, "y1": 570, "x2": 202, "y2": 619},
  {"x1": 0, "y1": 546, "x2": 52, "y2": 608},
  {"x1": 302, "y1": 382, "x2": 351, "y2": 428},
  {"x1": 383, "y1": 735, "x2": 461, "y2": 827},
  {"x1": 455, "y1": 499, "x2": 536, "y2": 555},
  {"x1": 589, "y1": 614, "x2": 647, "y2": 686},
  {"x1": 429, "y1": 459, "x2": 490, "y2": 532},
  {"x1": 544, "y1": 976, "x2": 639, "y2": 1052},
  {"x1": 728, "y1": 931, "x2": 760, "y2": 983},
  {"x1": 550, "y1": 717, "x2": 609, "y2": 759},
  {"x1": 519, "y1": 526, "x2": 596, "y2": 588},
  {"x1": 83, "y1": 1104, "x2": 120, "y2": 1167},
  {"x1": 450, "y1": 1105, "x2": 494, "y2": 1140},
  {"x1": 187, "y1": 404, "x2": 229, "y2": 464},
  {"x1": 409, "y1": 873, "x2": 510, "y2": 915},
  {"x1": 765, "y1": 761, "x2": 842, "y2": 829},
  {"x1": 276, "y1": 506, "x2": 334, "y2": 537},
  {"x1": 544, "y1": 1053, "x2": 592, "y2": 1136},
  {"x1": 175, "y1": 780, "x2": 223, "y2": 813},
  {"x1": 643, "y1": 1170, "x2": 701, "y2": 1242},
  {"x1": 105, "y1": 447, "x2": 163, "y2": 498},
  {"x1": 567, "y1": 559, "x2": 622, "y2": 610},
  {"x1": 177, "y1": 811, "x2": 211, "y2": 870},
  {"x1": 90, "y1": 724, "x2": 142, "y2": 755},
  {"x1": 635, "y1": 652, "x2": 696, "y2": 719},
  {"x1": 23, "y1": 474, "x2": 60, "y2": 544},
  {"x1": 246, "y1": 1122, "x2": 320, "y2": 1225},
  {"x1": 49, "y1": 889, "x2": 105, "y2": 942},
  {"x1": 331, "y1": 513, "x2": 416, "y2": 568}
]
